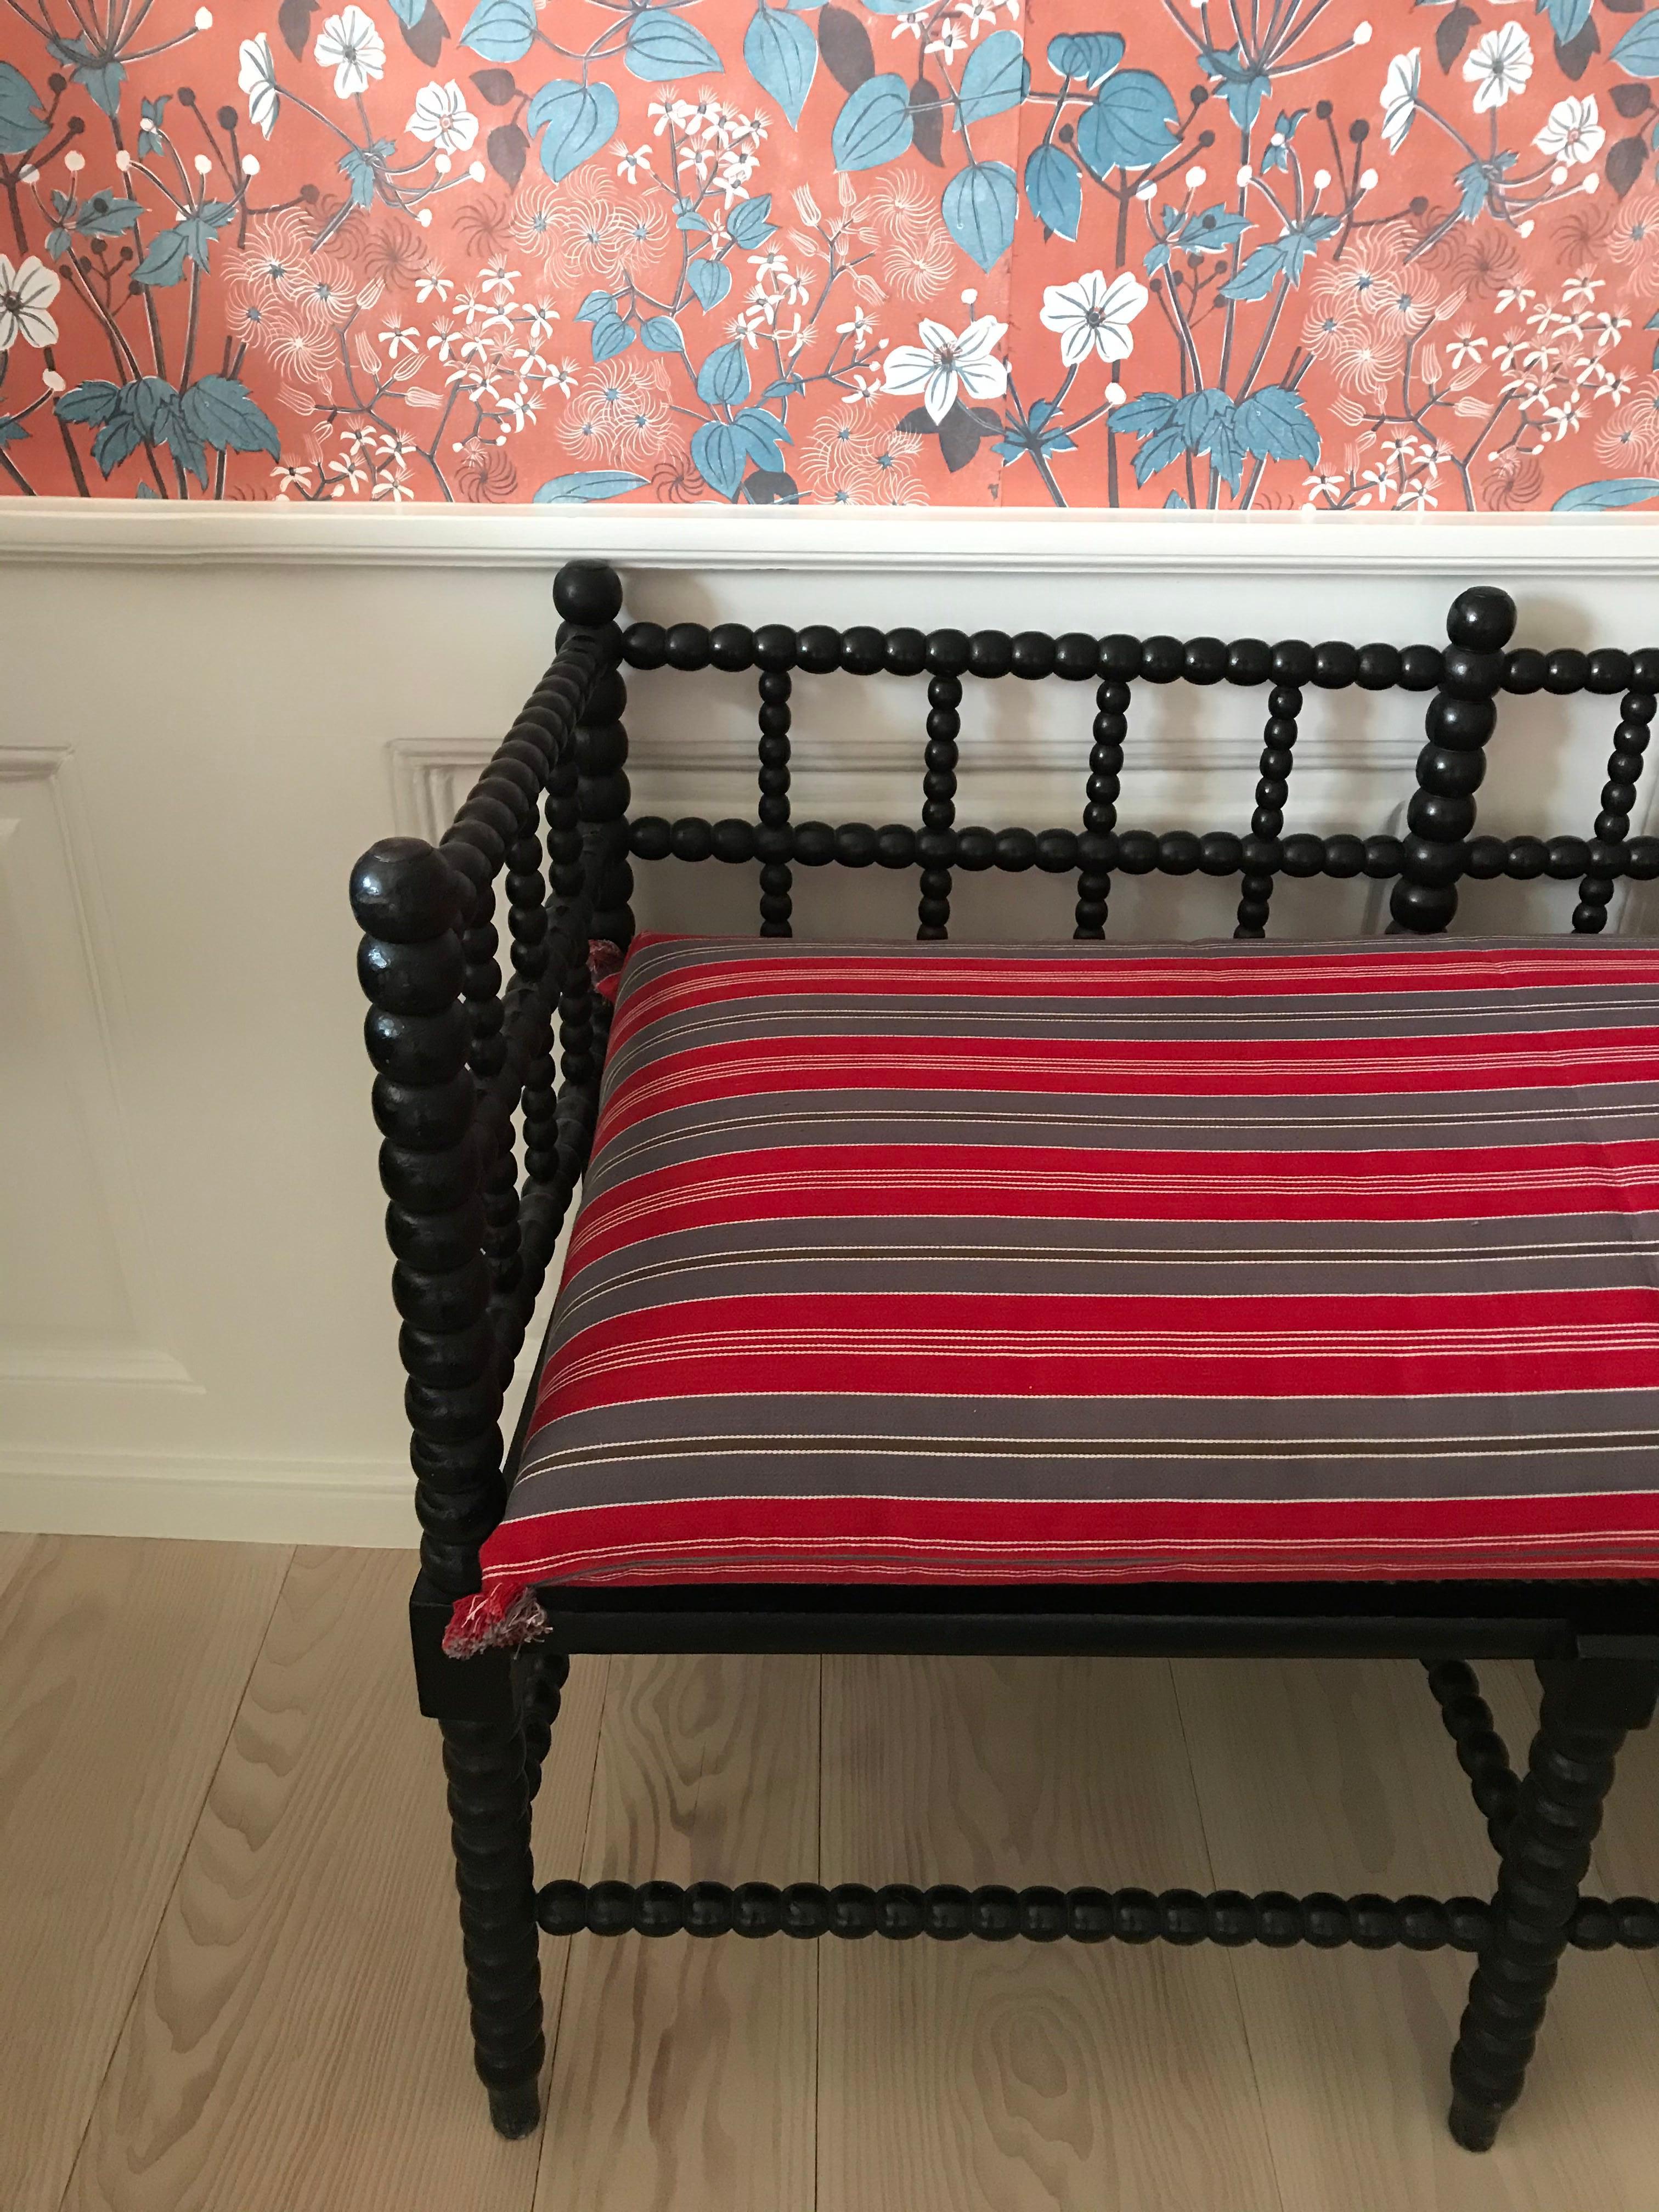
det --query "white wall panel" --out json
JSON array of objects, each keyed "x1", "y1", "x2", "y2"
[{"x1": 1, "y1": 503, "x2": 1654, "y2": 1543}]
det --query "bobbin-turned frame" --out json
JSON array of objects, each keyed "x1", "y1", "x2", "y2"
[{"x1": 352, "y1": 559, "x2": 1659, "y2": 2157}]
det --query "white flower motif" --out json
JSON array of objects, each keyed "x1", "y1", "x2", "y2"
[
  {"x1": 1380, "y1": 48, "x2": 1419, "y2": 154},
  {"x1": 239, "y1": 33, "x2": 280, "y2": 138},
  {"x1": 1534, "y1": 94, "x2": 1604, "y2": 166},
  {"x1": 882, "y1": 313, "x2": 1008, "y2": 422},
  {"x1": 1038, "y1": 269, "x2": 1149, "y2": 368},
  {"x1": 1463, "y1": 23, "x2": 1532, "y2": 114},
  {"x1": 314, "y1": 7, "x2": 385, "y2": 100},
  {"x1": 0, "y1": 255, "x2": 60, "y2": 352},
  {"x1": 408, "y1": 79, "x2": 477, "y2": 154}
]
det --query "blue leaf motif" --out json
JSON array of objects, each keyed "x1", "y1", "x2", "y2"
[
  {"x1": 1201, "y1": 46, "x2": 1272, "y2": 131},
  {"x1": 640, "y1": 315, "x2": 686, "y2": 353},
  {"x1": 82, "y1": 58, "x2": 125, "y2": 115},
  {"x1": 78, "y1": 193, "x2": 144, "y2": 237},
  {"x1": 590, "y1": 313, "x2": 636, "y2": 363},
  {"x1": 1130, "y1": 419, "x2": 1188, "y2": 483},
  {"x1": 460, "y1": 0, "x2": 537, "y2": 61},
  {"x1": 1176, "y1": 387, "x2": 1243, "y2": 490},
  {"x1": 534, "y1": 470, "x2": 650, "y2": 502},
  {"x1": 528, "y1": 78, "x2": 620, "y2": 180},
  {"x1": 1109, "y1": 390, "x2": 1176, "y2": 434},
  {"x1": 1176, "y1": 204, "x2": 1252, "y2": 254},
  {"x1": 692, "y1": 418, "x2": 747, "y2": 496},
  {"x1": 54, "y1": 379, "x2": 122, "y2": 426},
  {"x1": 956, "y1": 30, "x2": 1029, "y2": 124},
  {"x1": 732, "y1": 404, "x2": 790, "y2": 467},
  {"x1": 340, "y1": 144, "x2": 382, "y2": 207},
  {"x1": 50, "y1": 40, "x2": 126, "y2": 117},
  {"x1": 943, "y1": 160, "x2": 1018, "y2": 272},
  {"x1": 181, "y1": 375, "x2": 281, "y2": 457},
  {"x1": 575, "y1": 288, "x2": 616, "y2": 322},
  {"x1": 744, "y1": 4, "x2": 816, "y2": 126},
  {"x1": 1045, "y1": 31, "x2": 1124, "y2": 85},
  {"x1": 133, "y1": 225, "x2": 190, "y2": 287},
  {"x1": 1542, "y1": 0, "x2": 1593, "y2": 43},
  {"x1": 92, "y1": 410, "x2": 145, "y2": 477},
  {"x1": 1218, "y1": 240, "x2": 1283, "y2": 301},
  {"x1": 388, "y1": 0, "x2": 428, "y2": 22},
  {"x1": 697, "y1": 340, "x2": 752, "y2": 406},
  {"x1": 1024, "y1": 142, "x2": 1081, "y2": 239},
  {"x1": 686, "y1": 255, "x2": 733, "y2": 308},
  {"x1": 727, "y1": 193, "x2": 775, "y2": 247},
  {"x1": 1235, "y1": 384, "x2": 1318, "y2": 466},
  {"x1": 1075, "y1": 70, "x2": 1178, "y2": 174},
  {"x1": 625, "y1": 8, "x2": 723, "y2": 80},
  {"x1": 831, "y1": 74, "x2": 913, "y2": 170},
  {"x1": 128, "y1": 376, "x2": 178, "y2": 442},
  {"x1": 0, "y1": 60, "x2": 45, "y2": 153},
  {"x1": 1454, "y1": 151, "x2": 1514, "y2": 221},
  {"x1": 1612, "y1": 8, "x2": 1659, "y2": 71},
  {"x1": 1553, "y1": 476, "x2": 1659, "y2": 510}
]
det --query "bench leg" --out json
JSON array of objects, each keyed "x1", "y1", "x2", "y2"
[
  {"x1": 442, "y1": 1697, "x2": 545, "y2": 2138},
  {"x1": 1448, "y1": 1652, "x2": 1659, "y2": 2152}
]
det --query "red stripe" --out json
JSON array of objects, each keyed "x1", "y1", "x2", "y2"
[
  {"x1": 610, "y1": 938, "x2": 1659, "y2": 1052},
  {"x1": 566, "y1": 1141, "x2": 1659, "y2": 1272},
  {"x1": 535, "y1": 1286, "x2": 1659, "y2": 1418},
  {"x1": 464, "y1": 1488, "x2": 1659, "y2": 1613},
  {"x1": 595, "y1": 1031, "x2": 1659, "y2": 1142}
]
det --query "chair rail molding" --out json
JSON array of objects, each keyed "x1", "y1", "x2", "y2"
[{"x1": 5, "y1": 500, "x2": 1659, "y2": 580}]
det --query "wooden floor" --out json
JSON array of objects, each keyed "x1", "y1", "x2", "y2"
[{"x1": 7, "y1": 1537, "x2": 1659, "y2": 2211}]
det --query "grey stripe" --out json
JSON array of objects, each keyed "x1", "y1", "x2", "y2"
[
  {"x1": 550, "y1": 1226, "x2": 1659, "y2": 1345},
  {"x1": 617, "y1": 933, "x2": 1659, "y2": 984},
  {"x1": 584, "y1": 1087, "x2": 1659, "y2": 1192},
  {"x1": 505, "y1": 1386, "x2": 1659, "y2": 1517},
  {"x1": 602, "y1": 995, "x2": 1659, "y2": 1088}
]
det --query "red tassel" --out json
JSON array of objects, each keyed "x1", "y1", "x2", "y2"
[{"x1": 443, "y1": 1582, "x2": 552, "y2": 1658}]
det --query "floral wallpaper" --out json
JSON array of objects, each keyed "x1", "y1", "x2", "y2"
[{"x1": 4, "y1": 0, "x2": 1659, "y2": 507}]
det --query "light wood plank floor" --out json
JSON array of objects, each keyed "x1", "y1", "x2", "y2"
[{"x1": 7, "y1": 1535, "x2": 1659, "y2": 2212}]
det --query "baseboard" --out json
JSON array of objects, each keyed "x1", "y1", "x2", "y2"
[{"x1": 0, "y1": 1448, "x2": 417, "y2": 1548}]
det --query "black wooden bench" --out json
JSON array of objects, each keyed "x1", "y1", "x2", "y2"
[{"x1": 352, "y1": 562, "x2": 1659, "y2": 2157}]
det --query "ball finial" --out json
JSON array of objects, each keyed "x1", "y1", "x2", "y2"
[
  {"x1": 1446, "y1": 585, "x2": 1516, "y2": 653},
  {"x1": 349, "y1": 838, "x2": 461, "y2": 941},
  {"x1": 552, "y1": 562, "x2": 623, "y2": 625}
]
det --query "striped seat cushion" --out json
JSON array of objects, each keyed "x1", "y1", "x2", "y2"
[{"x1": 447, "y1": 933, "x2": 1659, "y2": 1654}]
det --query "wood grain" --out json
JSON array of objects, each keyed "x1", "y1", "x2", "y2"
[
  {"x1": 534, "y1": 1654, "x2": 820, "y2": 2212},
  {"x1": 0, "y1": 1529, "x2": 37, "y2": 1602},
  {"x1": 61, "y1": 1547, "x2": 607, "y2": 2212},
  {"x1": 1175, "y1": 1657, "x2": 1659, "y2": 2212},
  {"x1": 0, "y1": 1533, "x2": 290, "y2": 2212},
  {"x1": 817, "y1": 1656, "x2": 1283, "y2": 2212}
]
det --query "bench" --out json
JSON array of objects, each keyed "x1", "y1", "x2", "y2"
[{"x1": 351, "y1": 560, "x2": 1659, "y2": 2155}]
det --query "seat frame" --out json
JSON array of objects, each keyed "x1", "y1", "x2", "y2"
[{"x1": 353, "y1": 560, "x2": 1659, "y2": 2156}]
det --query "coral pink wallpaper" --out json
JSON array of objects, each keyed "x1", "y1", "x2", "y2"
[{"x1": 3, "y1": 0, "x2": 1659, "y2": 507}]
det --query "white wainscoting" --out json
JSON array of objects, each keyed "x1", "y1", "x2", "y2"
[{"x1": 2, "y1": 501, "x2": 1655, "y2": 1545}]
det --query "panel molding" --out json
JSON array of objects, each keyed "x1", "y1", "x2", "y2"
[
  {"x1": 390, "y1": 714, "x2": 1427, "y2": 834},
  {"x1": 0, "y1": 744, "x2": 195, "y2": 1392},
  {"x1": 6, "y1": 500, "x2": 1659, "y2": 580}
]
